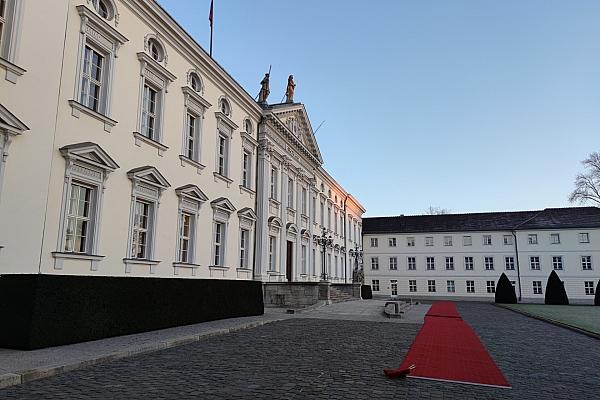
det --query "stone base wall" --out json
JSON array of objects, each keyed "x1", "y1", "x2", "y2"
[
  {"x1": 331, "y1": 283, "x2": 362, "y2": 299},
  {"x1": 263, "y1": 283, "x2": 321, "y2": 308}
]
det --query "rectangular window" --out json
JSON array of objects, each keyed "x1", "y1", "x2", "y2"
[
  {"x1": 64, "y1": 183, "x2": 94, "y2": 253},
  {"x1": 406, "y1": 237, "x2": 414, "y2": 247},
  {"x1": 579, "y1": 232, "x2": 590, "y2": 243},
  {"x1": 486, "y1": 281, "x2": 496, "y2": 293},
  {"x1": 428, "y1": 280, "x2": 436, "y2": 292},
  {"x1": 425, "y1": 236, "x2": 434, "y2": 246},
  {"x1": 301, "y1": 187, "x2": 307, "y2": 215},
  {"x1": 268, "y1": 236, "x2": 276, "y2": 270},
  {"x1": 445, "y1": 256, "x2": 454, "y2": 270},
  {"x1": 239, "y1": 229, "x2": 249, "y2": 268},
  {"x1": 447, "y1": 280, "x2": 455, "y2": 293},
  {"x1": 312, "y1": 248, "x2": 316, "y2": 275},
  {"x1": 444, "y1": 236, "x2": 453, "y2": 246},
  {"x1": 464, "y1": 256, "x2": 474, "y2": 270},
  {"x1": 131, "y1": 200, "x2": 152, "y2": 259},
  {"x1": 177, "y1": 212, "x2": 194, "y2": 263},
  {"x1": 505, "y1": 256, "x2": 515, "y2": 270},
  {"x1": 582, "y1": 255, "x2": 592, "y2": 270},
  {"x1": 552, "y1": 256, "x2": 563, "y2": 271},
  {"x1": 320, "y1": 201, "x2": 325, "y2": 226},
  {"x1": 371, "y1": 257, "x2": 379, "y2": 270},
  {"x1": 530, "y1": 256, "x2": 540, "y2": 270},
  {"x1": 217, "y1": 134, "x2": 229, "y2": 176},
  {"x1": 389, "y1": 237, "x2": 397, "y2": 247},
  {"x1": 371, "y1": 238, "x2": 378, "y2": 247},
  {"x1": 409, "y1": 280, "x2": 417, "y2": 292},
  {"x1": 184, "y1": 113, "x2": 200, "y2": 160},
  {"x1": 372, "y1": 279, "x2": 380, "y2": 291},
  {"x1": 242, "y1": 151, "x2": 251, "y2": 188},
  {"x1": 391, "y1": 280, "x2": 398, "y2": 296},
  {"x1": 141, "y1": 84, "x2": 159, "y2": 140},
  {"x1": 80, "y1": 46, "x2": 105, "y2": 112},
  {"x1": 585, "y1": 281, "x2": 595, "y2": 295},
  {"x1": 466, "y1": 280, "x2": 475, "y2": 293},
  {"x1": 389, "y1": 257, "x2": 397, "y2": 270},
  {"x1": 287, "y1": 178, "x2": 294, "y2": 208},
  {"x1": 311, "y1": 197, "x2": 316, "y2": 220},
  {"x1": 533, "y1": 281, "x2": 543, "y2": 295},
  {"x1": 426, "y1": 257, "x2": 435, "y2": 270},
  {"x1": 550, "y1": 233, "x2": 560, "y2": 244},
  {"x1": 407, "y1": 257, "x2": 416, "y2": 270},
  {"x1": 484, "y1": 256, "x2": 494, "y2": 270},
  {"x1": 503, "y1": 235, "x2": 513, "y2": 245},
  {"x1": 270, "y1": 167, "x2": 278, "y2": 199},
  {"x1": 327, "y1": 206, "x2": 331, "y2": 230},
  {"x1": 334, "y1": 210, "x2": 338, "y2": 234},
  {"x1": 483, "y1": 235, "x2": 492, "y2": 245},
  {"x1": 463, "y1": 235, "x2": 472, "y2": 246},
  {"x1": 213, "y1": 222, "x2": 225, "y2": 266},
  {"x1": 301, "y1": 244, "x2": 307, "y2": 274},
  {"x1": 528, "y1": 234, "x2": 538, "y2": 245}
]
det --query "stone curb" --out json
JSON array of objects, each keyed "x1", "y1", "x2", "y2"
[
  {"x1": 0, "y1": 318, "x2": 282, "y2": 390},
  {"x1": 495, "y1": 304, "x2": 600, "y2": 340}
]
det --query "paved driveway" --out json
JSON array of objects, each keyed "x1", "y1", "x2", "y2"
[{"x1": 0, "y1": 302, "x2": 598, "y2": 399}]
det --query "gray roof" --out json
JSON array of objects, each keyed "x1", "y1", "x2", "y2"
[{"x1": 362, "y1": 207, "x2": 600, "y2": 234}]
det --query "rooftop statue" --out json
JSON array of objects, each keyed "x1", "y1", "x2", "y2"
[{"x1": 285, "y1": 74, "x2": 296, "y2": 103}]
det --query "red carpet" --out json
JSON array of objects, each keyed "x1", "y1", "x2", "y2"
[{"x1": 388, "y1": 302, "x2": 510, "y2": 388}]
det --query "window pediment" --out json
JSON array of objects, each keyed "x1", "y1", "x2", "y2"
[
  {"x1": 127, "y1": 166, "x2": 170, "y2": 189},
  {"x1": 59, "y1": 142, "x2": 119, "y2": 171},
  {"x1": 237, "y1": 207, "x2": 257, "y2": 221},
  {"x1": 268, "y1": 216, "x2": 282, "y2": 229},
  {"x1": 211, "y1": 197, "x2": 236, "y2": 213},
  {"x1": 175, "y1": 184, "x2": 208, "y2": 203},
  {"x1": 0, "y1": 103, "x2": 29, "y2": 135},
  {"x1": 215, "y1": 111, "x2": 238, "y2": 132},
  {"x1": 77, "y1": 5, "x2": 128, "y2": 53},
  {"x1": 182, "y1": 86, "x2": 211, "y2": 113}
]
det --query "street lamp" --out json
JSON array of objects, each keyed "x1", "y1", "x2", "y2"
[
  {"x1": 349, "y1": 244, "x2": 363, "y2": 284},
  {"x1": 315, "y1": 227, "x2": 333, "y2": 281}
]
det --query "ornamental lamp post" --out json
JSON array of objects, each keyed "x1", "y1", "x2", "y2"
[
  {"x1": 349, "y1": 244, "x2": 363, "y2": 284},
  {"x1": 316, "y1": 227, "x2": 333, "y2": 281}
]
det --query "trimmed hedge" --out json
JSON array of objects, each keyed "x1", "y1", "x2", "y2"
[
  {"x1": 495, "y1": 273, "x2": 517, "y2": 304},
  {"x1": 0, "y1": 274, "x2": 264, "y2": 350},
  {"x1": 361, "y1": 285, "x2": 373, "y2": 299},
  {"x1": 545, "y1": 270, "x2": 569, "y2": 305},
  {"x1": 595, "y1": 280, "x2": 600, "y2": 306}
]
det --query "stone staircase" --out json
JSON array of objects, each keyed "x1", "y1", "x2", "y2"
[{"x1": 329, "y1": 286, "x2": 355, "y2": 303}]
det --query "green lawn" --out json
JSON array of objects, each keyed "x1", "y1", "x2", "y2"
[{"x1": 502, "y1": 304, "x2": 600, "y2": 335}]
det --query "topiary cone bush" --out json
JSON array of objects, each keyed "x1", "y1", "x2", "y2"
[
  {"x1": 545, "y1": 270, "x2": 569, "y2": 305},
  {"x1": 495, "y1": 273, "x2": 517, "y2": 304},
  {"x1": 361, "y1": 285, "x2": 372, "y2": 299},
  {"x1": 595, "y1": 280, "x2": 600, "y2": 306}
]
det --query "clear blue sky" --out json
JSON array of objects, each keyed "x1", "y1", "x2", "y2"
[{"x1": 158, "y1": 0, "x2": 600, "y2": 217}]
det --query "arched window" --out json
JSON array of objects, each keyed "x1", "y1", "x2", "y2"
[
  {"x1": 92, "y1": 0, "x2": 113, "y2": 20},
  {"x1": 147, "y1": 38, "x2": 164, "y2": 62},
  {"x1": 189, "y1": 72, "x2": 202, "y2": 93},
  {"x1": 220, "y1": 98, "x2": 231, "y2": 116}
]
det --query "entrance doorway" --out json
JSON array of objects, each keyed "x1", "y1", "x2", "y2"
[{"x1": 286, "y1": 241, "x2": 293, "y2": 281}]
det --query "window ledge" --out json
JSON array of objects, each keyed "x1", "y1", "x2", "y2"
[
  {"x1": 209, "y1": 265, "x2": 230, "y2": 271},
  {"x1": 0, "y1": 57, "x2": 26, "y2": 83},
  {"x1": 179, "y1": 155, "x2": 205, "y2": 174},
  {"x1": 239, "y1": 185, "x2": 255, "y2": 197},
  {"x1": 173, "y1": 262, "x2": 200, "y2": 276},
  {"x1": 52, "y1": 252, "x2": 105, "y2": 261},
  {"x1": 123, "y1": 258, "x2": 161, "y2": 265},
  {"x1": 69, "y1": 100, "x2": 117, "y2": 132},
  {"x1": 237, "y1": 267, "x2": 252, "y2": 272},
  {"x1": 133, "y1": 132, "x2": 168, "y2": 156},
  {"x1": 213, "y1": 172, "x2": 233, "y2": 187}
]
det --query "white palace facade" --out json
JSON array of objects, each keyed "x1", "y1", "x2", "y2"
[
  {"x1": 363, "y1": 208, "x2": 600, "y2": 303},
  {"x1": 0, "y1": 0, "x2": 364, "y2": 283}
]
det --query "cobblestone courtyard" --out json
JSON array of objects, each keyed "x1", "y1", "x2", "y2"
[{"x1": 1, "y1": 302, "x2": 599, "y2": 399}]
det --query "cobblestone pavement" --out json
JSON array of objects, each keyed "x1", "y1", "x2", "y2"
[{"x1": 1, "y1": 303, "x2": 598, "y2": 399}]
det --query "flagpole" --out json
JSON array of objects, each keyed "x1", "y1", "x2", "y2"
[{"x1": 209, "y1": 0, "x2": 214, "y2": 57}]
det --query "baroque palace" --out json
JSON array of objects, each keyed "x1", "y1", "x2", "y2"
[{"x1": 0, "y1": 0, "x2": 365, "y2": 286}]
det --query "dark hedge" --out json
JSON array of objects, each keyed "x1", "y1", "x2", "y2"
[
  {"x1": 0, "y1": 274, "x2": 264, "y2": 350},
  {"x1": 595, "y1": 280, "x2": 600, "y2": 306},
  {"x1": 361, "y1": 285, "x2": 372, "y2": 299},
  {"x1": 495, "y1": 273, "x2": 517, "y2": 304},
  {"x1": 545, "y1": 270, "x2": 569, "y2": 305}
]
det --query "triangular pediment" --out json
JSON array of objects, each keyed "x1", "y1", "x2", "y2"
[
  {"x1": 127, "y1": 166, "x2": 170, "y2": 188},
  {"x1": 267, "y1": 103, "x2": 323, "y2": 164},
  {"x1": 211, "y1": 197, "x2": 236, "y2": 212},
  {"x1": 0, "y1": 103, "x2": 29, "y2": 135},
  {"x1": 237, "y1": 207, "x2": 257, "y2": 221},
  {"x1": 60, "y1": 142, "x2": 119, "y2": 171},
  {"x1": 175, "y1": 184, "x2": 208, "y2": 202}
]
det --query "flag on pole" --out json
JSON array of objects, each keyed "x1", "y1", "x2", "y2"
[{"x1": 209, "y1": 0, "x2": 214, "y2": 57}]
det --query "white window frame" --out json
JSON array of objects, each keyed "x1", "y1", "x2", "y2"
[
  {"x1": 372, "y1": 279, "x2": 380, "y2": 291},
  {"x1": 428, "y1": 280, "x2": 436, "y2": 293},
  {"x1": 408, "y1": 280, "x2": 417, "y2": 292},
  {"x1": 582, "y1": 255, "x2": 592, "y2": 270},
  {"x1": 301, "y1": 244, "x2": 307, "y2": 274},
  {"x1": 237, "y1": 207, "x2": 256, "y2": 271},
  {"x1": 486, "y1": 281, "x2": 496, "y2": 293},
  {"x1": 287, "y1": 177, "x2": 294, "y2": 208},
  {"x1": 579, "y1": 232, "x2": 590, "y2": 243},
  {"x1": 390, "y1": 279, "x2": 398, "y2": 296},
  {"x1": 407, "y1": 256, "x2": 416, "y2": 270},
  {"x1": 445, "y1": 256, "x2": 454, "y2": 270},
  {"x1": 550, "y1": 233, "x2": 560, "y2": 244},
  {"x1": 173, "y1": 184, "x2": 207, "y2": 274},
  {"x1": 426, "y1": 257, "x2": 435, "y2": 270},
  {"x1": 533, "y1": 281, "x2": 543, "y2": 295},
  {"x1": 447, "y1": 280, "x2": 455, "y2": 293},
  {"x1": 505, "y1": 256, "x2": 515, "y2": 270},
  {"x1": 301, "y1": 187, "x2": 307, "y2": 215},
  {"x1": 270, "y1": 167, "x2": 278, "y2": 199},
  {"x1": 370, "y1": 237, "x2": 378, "y2": 247},
  {"x1": 443, "y1": 236, "x2": 453, "y2": 246},
  {"x1": 528, "y1": 234, "x2": 538, "y2": 245},
  {"x1": 552, "y1": 256, "x2": 563, "y2": 271},
  {"x1": 210, "y1": 197, "x2": 236, "y2": 268},
  {"x1": 484, "y1": 256, "x2": 494, "y2": 270},
  {"x1": 503, "y1": 235, "x2": 513, "y2": 245},
  {"x1": 425, "y1": 236, "x2": 434, "y2": 246},
  {"x1": 483, "y1": 235, "x2": 492, "y2": 245},
  {"x1": 268, "y1": 235, "x2": 277, "y2": 271},
  {"x1": 180, "y1": 85, "x2": 210, "y2": 171},
  {"x1": 406, "y1": 237, "x2": 414, "y2": 247},
  {"x1": 466, "y1": 280, "x2": 475, "y2": 293},
  {"x1": 389, "y1": 257, "x2": 397, "y2": 270},
  {"x1": 463, "y1": 235, "x2": 472, "y2": 246},
  {"x1": 371, "y1": 257, "x2": 379, "y2": 270},
  {"x1": 530, "y1": 256, "x2": 540, "y2": 270},
  {"x1": 389, "y1": 237, "x2": 397, "y2": 247},
  {"x1": 464, "y1": 256, "x2": 474, "y2": 270},
  {"x1": 584, "y1": 281, "x2": 595, "y2": 295}
]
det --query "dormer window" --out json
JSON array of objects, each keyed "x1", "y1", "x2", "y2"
[
  {"x1": 220, "y1": 98, "x2": 231, "y2": 116},
  {"x1": 91, "y1": 0, "x2": 113, "y2": 20},
  {"x1": 147, "y1": 38, "x2": 164, "y2": 62},
  {"x1": 189, "y1": 72, "x2": 202, "y2": 93}
]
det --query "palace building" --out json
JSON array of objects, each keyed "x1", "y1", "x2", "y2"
[
  {"x1": 363, "y1": 207, "x2": 600, "y2": 303},
  {"x1": 0, "y1": 0, "x2": 364, "y2": 287}
]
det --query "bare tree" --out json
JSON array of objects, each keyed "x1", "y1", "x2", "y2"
[
  {"x1": 569, "y1": 152, "x2": 600, "y2": 206},
  {"x1": 425, "y1": 206, "x2": 451, "y2": 215}
]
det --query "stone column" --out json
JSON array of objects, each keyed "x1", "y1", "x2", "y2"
[
  {"x1": 279, "y1": 159, "x2": 289, "y2": 281},
  {"x1": 253, "y1": 138, "x2": 271, "y2": 282}
]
